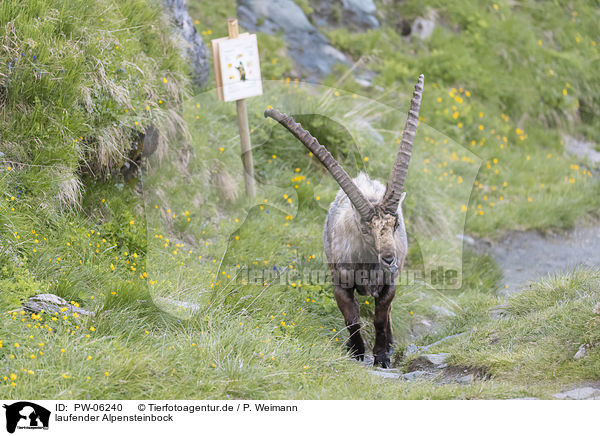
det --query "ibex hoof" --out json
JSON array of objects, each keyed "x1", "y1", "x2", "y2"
[{"x1": 374, "y1": 354, "x2": 390, "y2": 368}]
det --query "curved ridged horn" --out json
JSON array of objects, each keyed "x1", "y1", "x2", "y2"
[
  {"x1": 264, "y1": 108, "x2": 376, "y2": 222},
  {"x1": 382, "y1": 74, "x2": 424, "y2": 215}
]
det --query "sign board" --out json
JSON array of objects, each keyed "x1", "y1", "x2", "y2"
[{"x1": 211, "y1": 33, "x2": 263, "y2": 102}]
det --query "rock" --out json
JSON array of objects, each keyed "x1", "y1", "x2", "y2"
[
  {"x1": 410, "y1": 353, "x2": 449, "y2": 370},
  {"x1": 564, "y1": 134, "x2": 600, "y2": 166},
  {"x1": 411, "y1": 17, "x2": 435, "y2": 40},
  {"x1": 409, "y1": 316, "x2": 437, "y2": 341},
  {"x1": 341, "y1": 0, "x2": 379, "y2": 29},
  {"x1": 421, "y1": 332, "x2": 470, "y2": 352},
  {"x1": 404, "y1": 332, "x2": 468, "y2": 359},
  {"x1": 141, "y1": 125, "x2": 160, "y2": 159},
  {"x1": 421, "y1": 353, "x2": 449, "y2": 367},
  {"x1": 342, "y1": 0, "x2": 376, "y2": 15},
  {"x1": 489, "y1": 303, "x2": 509, "y2": 320},
  {"x1": 163, "y1": 0, "x2": 209, "y2": 87},
  {"x1": 457, "y1": 233, "x2": 476, "y2": 246},
  {"x1": 404, "y1": 343, "x2": 419, "y2": 356},
  {"x1": 553, "y1": 387, "x2": 600, "y2": 400},
  {"x1": 238, "y1": 0, "x2": 313, "y2": 33},
  {"x1": 506, "y1": 397, "x2": 540, "y2": 400},
  {"x1": 456, "y1": 374, "x2": 473, "y2": 384},
  {"x1": 573, "y1": 344, "x2": 588, "y2": 360},
  {"x1": 237, "y1": 0, "x2": 349, "y2": 80},
  {"x1": 368, "y1": 369, "x2": 402, "y2": 380},
  {"x1": 401, "y1": 370, "x2": 428, "y2": 381},
  {"x1": 21, "y1": 293, "x2": 93, "y2": 316},
  {"x1": 354, "y1": 72, "x2": 374, "y2": 88},
  {"x1": 310, "y1": 0, "x2": 379, "y2": 30}
]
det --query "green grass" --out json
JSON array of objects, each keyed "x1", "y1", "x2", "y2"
[
  {"x1": 187, "y1": 0, "x2": 600, "y2": 236},
  {"x1": 0, "y1": 0, "x2": 186, "y2": 210},
  {"x1": 429, "y1": 268, "x2": 600, "y2": 398},
  {"x1": 323, "y1": 0, "x2": 600, "y2": 235},
  {"x1": 1, "y1": 0, "x2": 599, "y2": 399}
]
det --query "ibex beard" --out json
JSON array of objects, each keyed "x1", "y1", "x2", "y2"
[{"x1": 265, "y1": 74, "x2": 424, "y2": 368}]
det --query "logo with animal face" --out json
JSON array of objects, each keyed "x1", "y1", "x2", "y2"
[{"x1": 2, "y1": 402, "x2": 50, "y2": 433}]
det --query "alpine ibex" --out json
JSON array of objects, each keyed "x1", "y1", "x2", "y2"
[{"x1": 265, "y1": 75, "x2": 423, "y2": 367}]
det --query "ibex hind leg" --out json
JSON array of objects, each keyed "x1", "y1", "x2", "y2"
[
  {"x1": 333, "y1": 286, "x2": 365, "y2": 360},
  {"x1": 373, "y1": 285, "x2": 396, "y2": 368}
]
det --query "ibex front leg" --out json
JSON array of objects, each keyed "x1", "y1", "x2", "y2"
[
  {"x1": 373, "y1": 284, "x2": 396, "y2": 367},
  {"x1": 334, "y1": 286, "x2": 365, "y2": 360}
]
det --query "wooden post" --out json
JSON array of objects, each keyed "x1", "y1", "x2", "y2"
[
  {"x1": 236, "y1": 98, "x2": 256, "y2": 198},
  {"x1": 227, "y1": 18, "x2": 239, "y2": 38},
  {"x1": 228, "y1": 18, "x2": 256, "y2": 199}
]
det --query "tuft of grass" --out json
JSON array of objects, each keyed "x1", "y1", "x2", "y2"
[
  {"x1": 433, "y1": 268, "x2": 600, "y2": 396},
  {"x1": 0, "y1": 0, "x2": 187, "y2": 209}
]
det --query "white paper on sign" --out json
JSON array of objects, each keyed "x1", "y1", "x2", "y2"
[{"x1": 218, "y1": 34, "x2": 263, "y2": 102}]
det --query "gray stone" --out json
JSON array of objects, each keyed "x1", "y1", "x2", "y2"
[
  {"x1": 163, "y1": 0, "x2": 209, "y2": 87},
  {"x1": 309, "y1": 0, "x2": 379, "y2": 30},
  {"x1": 456, "y1": 374, "x2": 473, "y2": 384},
  {"x1": 368, "y1": 369, "x2": 402, "y2": 380},
  {"x1": 238, "y1": 0, "x2": 313, "y2": 33},
  {"x1": 413, "y1": 353, "x2": 449, "y2": 369},
  {"x1": 457, "y1": 233, "x2": 476, "y2": 246},
  {"x1": 411, "y1": 17, "x2": 435, "y2": 40},
  {"x1": 553, "y1": 387, "x2": 600, "y2": 400},
  {"x1": 401, "y1": 370, "x2": 428, "y2": 381},
  {"x1": 422, "y1": 353, "x2": 449, "y2": 365},
  {"x1": 489, "y1": 303, "x2": 509, "y2": 319},
  {"x1": 341, "y1": 0, "x2": 379, "y2": 29},
  {"x1": 573, "y1": 344, "x2": 588, "y2": 360},
  {"x1": 342, "y1": 0, "x2": 376, "y2": 15},
  {"x1": 506, "y1": 397, "x2": 540, "y2": 400},
  {"x1": 564, "y1": 134, "x2": 600, "y2": 165},
  {"x1": 237, "y1": 0, "x2": 349, "y2": 80},
  {"x1": 354, "y1": 74, "x2": 373, "y2": 88},
  {"x1": 405, "y1": 343, "x2": 419, "y2": 356},
  {"x1": 21, "y1": 293, "x2": 93, "y2": 316}
]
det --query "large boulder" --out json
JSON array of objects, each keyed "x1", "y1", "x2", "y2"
[
  {"x1": 341, "y1": 0, "x2": 379, "y2": 29},
  {"x1": 163, "y1": 0, "x2": 210, "y2": 87},
  {"x1": 237, "y1": 0, "x2": 349, "y2": 80},
  {"x1": 310, "y1": 0, "x2": 380, "y2": 30},
  {"x1": 410, "y1": 12, "x2": 437, "y2": 40}
]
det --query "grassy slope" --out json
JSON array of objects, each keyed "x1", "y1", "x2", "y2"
[
  {"x1": 325, "y1": 0, "x2": 600, "y2": 235},
  {"x1": 0, "y1": 0, "x2": 599, "y2": 399}
]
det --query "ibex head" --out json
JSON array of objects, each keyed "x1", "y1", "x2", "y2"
[{"x1": 265, "y1": 75, "x2": 424, "y2": 273}]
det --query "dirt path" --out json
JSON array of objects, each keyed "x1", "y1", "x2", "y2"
[
  {"x1": 480, "y1": 135, "x2": 600, "y2": 295},
  {"x1": 486, "y1": 225, "x2": 600, "y2": 295}
]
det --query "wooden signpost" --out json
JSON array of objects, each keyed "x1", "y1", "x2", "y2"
[{"x1": 211, "y1": 18, "x2": 262, "y2": 199}]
